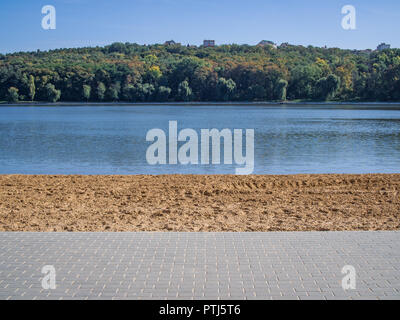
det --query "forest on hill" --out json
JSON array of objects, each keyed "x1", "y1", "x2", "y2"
[{"x1": 1, "y1": 42, "x2": 399, "y2": 103}]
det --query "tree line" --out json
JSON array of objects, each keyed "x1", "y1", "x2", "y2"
[{"x1": 0, "y1": 42, "x2": 399, "y2": 103}]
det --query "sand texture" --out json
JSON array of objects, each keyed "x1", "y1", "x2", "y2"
[{"x1": 0, "y1": 174, "x2": 399, "y2": 232}]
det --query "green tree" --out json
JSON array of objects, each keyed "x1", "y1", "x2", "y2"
[
  {"x1": 155, "y1": 86, "x2": 171, "y2": 102},
  {"x1": 27, "y1": 75, "x2": 35, "y2": 101},
  {"x1": 96, "y1": 82, "x2": 106, "y2": 101},
  {"x1": 315, "y1": 74, "x2": 340, "y2": 100},
  {"x1": 274, "y1": 79, "x2": 288, "y2": 101},
  {"x1": 216, "y1": 78, "x2": 236, "y2": 101},
  {"x1": 177, "y1": 80, "x2": 192, "y2": 101},
  {"x1": 82, "y1": 85, "x2": 91, "y2": 101},
  {"x1": 45, "y1": 83, "x2": 61, "y2": 102},
  {"x1": 325, "y1": 74, "x2": 340, "y2": 99},
  {"x1": 287, "y1": 65, "x2": 322, "y2": 100},
  {"x1": 7, "y1": 87, "x2": 19, "y2": 103},
  {"x1": 106, "y1": 82, "x2": 121, "y2": 101},
  {"x1": 122, "y1": 84, "x2": 135, "y2": 101},
  {"x1": 247, "y1": 84, "x2": 266, "y2": 101},
  {"x1": 136, "y1": 83, "x2": 155, "y2": 101}
]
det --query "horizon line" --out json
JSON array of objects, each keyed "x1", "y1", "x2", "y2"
[{"x1": 1, "y1": 40, "x2": 397, "y2": 55}]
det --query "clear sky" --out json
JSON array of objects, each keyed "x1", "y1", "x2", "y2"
[{"x1": 0, "y1": 0, "x2": 399, "y2": 53}]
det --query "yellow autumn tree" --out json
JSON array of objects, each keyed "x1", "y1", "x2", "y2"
[{"x1": 315, "y1": 57, "x2": 331, "y2": 76}]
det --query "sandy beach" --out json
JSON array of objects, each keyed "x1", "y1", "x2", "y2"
[{"x1": 0, "y1": 174, "x2": 399, "y2": 232}]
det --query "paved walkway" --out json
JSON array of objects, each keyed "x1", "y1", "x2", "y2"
[{"x1": 0, "y1": 232, "x2": 399, "y2": 300}]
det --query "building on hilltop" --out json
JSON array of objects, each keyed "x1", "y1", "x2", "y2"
[
  {"x1": 279, "y1": 42, "x2": 291, "y2": 48},
  {"x1": 377, "y1": 43, "x2": 390, "y2": 51},
  {"x1": 203, "y1": 40, "x2": 215, "y2": 47},
  {"x1": 164, "y1": 40, "x2": 181, "y2": 46},
  {"x1": 257, "y1": 40, "x2": 277, "y2": 48}
]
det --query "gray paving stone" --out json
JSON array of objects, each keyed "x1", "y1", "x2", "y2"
[{"x1": 0, "y1": 232, "x2": 399, "y2": 300}]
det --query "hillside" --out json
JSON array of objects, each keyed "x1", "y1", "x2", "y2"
[{"x1": 1, "y1": 42, "x2": 399, "y2": 103}]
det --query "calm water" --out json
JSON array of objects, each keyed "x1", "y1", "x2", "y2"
[{"x1": 0, "y1": 104, "x2": 399, "y2": 174}]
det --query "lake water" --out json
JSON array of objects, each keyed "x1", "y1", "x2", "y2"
[{"x1": 0, "y1": 104, "x2": 399, "y2": 174}]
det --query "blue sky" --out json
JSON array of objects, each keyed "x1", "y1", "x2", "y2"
[{"x1": 0, "y1": 0, "x2": 399, "y2": 53}]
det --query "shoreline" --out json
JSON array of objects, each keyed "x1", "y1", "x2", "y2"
[
  {"x1": 2, "y1": 101, "x2": 400, "y2": 107},
  {"x1": 1, "y1": 173, "x2": 399, "y2": 232}
]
